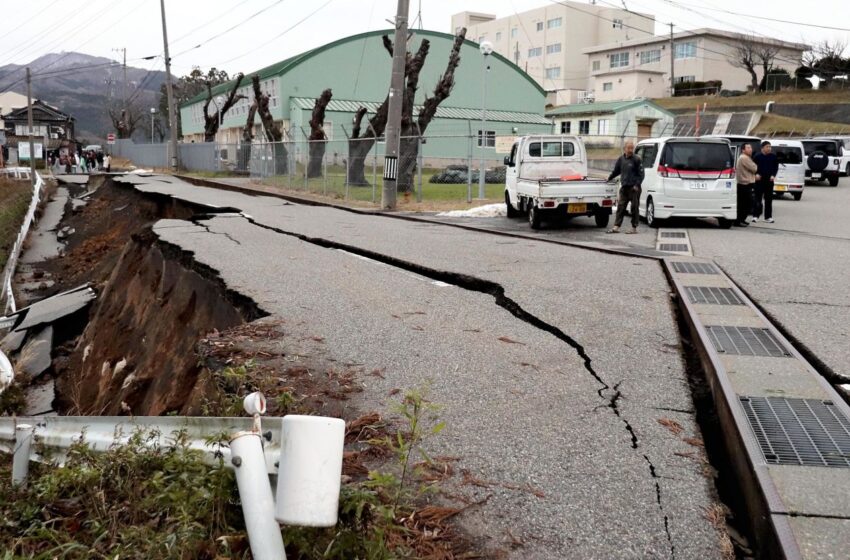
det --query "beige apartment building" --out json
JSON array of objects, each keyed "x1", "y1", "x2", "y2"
[
  {"x1": 451, "y1": 2, "x2": 655, "y2": 106},
  {"x1": 583, "y1": 29, "x2": 808, "y2": 102}
]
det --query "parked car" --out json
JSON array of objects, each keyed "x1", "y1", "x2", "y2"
[
  {"x1": 504, "y1": 135, "x2": 616, "y2": 229},
  {"x1": 812, "y1": 136, "x2": 850, "y2": 177},
  {"x1": 634, "y1": 137, "x2": 736, "y2": 228},
  {"x1": 83, "y1": 144, "x2": 104, "y2": 154},
  {"x1": 704, "y1": 134, "x2": 761, "y2": 160},
  {"x1": 770, "y1": 140, "x2": 805, "y2": 201},
  {"x1": 799, "y1": 139, "x2": 842, "y2": 187}
]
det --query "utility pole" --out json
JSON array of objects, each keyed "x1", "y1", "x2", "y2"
[
  {"x1": 160, "y1": 0, "x2": 179, "y2": 171},
  {"x1": 669, "y1": 23, "x2": 675, "y2": 97},
  {"x1": 26, "y1": 68, "x2": 36, "y2": 186},
  {"x1": 113, "y1": 47, "x2": 127, "y2": 117},
  {"x1": 381, "y1": 0, "x2": 409, "y2": 210}
]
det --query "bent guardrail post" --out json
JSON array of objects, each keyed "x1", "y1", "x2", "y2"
[{"x1": 12, "y1": 423, "x2": 34, "y2": 486}]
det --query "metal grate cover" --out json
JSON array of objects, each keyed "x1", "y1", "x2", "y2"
[
  {"x1": 706, "y1": 325, "x2": 791, "y2": 357},
  {"x1": 659, "y1": 243, "x2": 690, "y2": 252},
  {"x1": 686, "y1": 286, "x2": 743, "y2": 305},
  {"x1": 740, "y1": 396, "x2": 850, "y2": 467},
  {"x1": 672, "y1": 261, "x2": 718, "y2": 274},
  {"x1": 661, "y1": 231, "x2": 687, "y2": 238}
]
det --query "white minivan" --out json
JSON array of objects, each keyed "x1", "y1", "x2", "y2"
[
  {"x1": 770, "y1": 140, "x2": 805, "y2": 201},
  {"x1": 634, "y1": 137, "x2": 737, "y2": 228}
]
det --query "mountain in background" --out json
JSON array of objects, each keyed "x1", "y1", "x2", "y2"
[{"x1": 0, "y1": 52, "x2": 165, "y2": 142}]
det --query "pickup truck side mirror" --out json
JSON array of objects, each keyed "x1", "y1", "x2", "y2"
[{"x1": 503, "y1": 156, "x2": 513, "y2": 166}]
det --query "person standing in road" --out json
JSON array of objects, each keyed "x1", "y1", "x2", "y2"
[
  {"x1": 752, "y1": 141, "x2": 779, "y2": 223},
  {"x1": 606, "y1": 140, "x2": 645, "y2": 234},
  {"x1": 734, "y1": 143, "x2": 758, "y2": 227},
  {"x1": 103, "y1": 153, "x2": 111, "y2": 173}
]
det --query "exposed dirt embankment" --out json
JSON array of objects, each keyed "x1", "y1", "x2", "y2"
[{"x1": 31, "y1": 178, "x2": 265, "y2": 416}]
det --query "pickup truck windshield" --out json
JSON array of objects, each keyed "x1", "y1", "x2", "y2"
[
  {"x1": 802, "y1": 141, "x2": 839, "y2": 156},
  {"x1": 528, "y1": 142, "x2": 575, "y2": 157},
  {"x1": 774, "y1": 146, "x2": 803, "y2": 164},
  {"x1": 662, "y1": 143, "x2": 732, "y2": 171}
]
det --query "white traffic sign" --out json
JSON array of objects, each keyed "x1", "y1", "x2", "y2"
[{"x1": 107, "y1": 133, "x2": 116, "y2": 145}]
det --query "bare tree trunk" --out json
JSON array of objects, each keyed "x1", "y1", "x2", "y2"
[
  {"x1": 252, "y1": 74, "x2": 288, "y2": 174},
  {"x1": 396, "y1": 29, "x2": 466, "y2": 191},
  {"x1": 238, "y1": 102, "x2": 257, "y2": 172},
  {"x1": 203, "y1": 73, "x2": 246, "y2": 142},
  {"x1": 307, "y1": 88, "x2": 332, "y2": 178},
  {"x1": 347, "y1": 102, "x2": 389, "y2": 186}
]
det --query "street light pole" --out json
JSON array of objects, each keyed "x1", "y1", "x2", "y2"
[
  {"x1": 150, "y1": 107, "x2": 156, "y2": 142},
  {"x1": 478, "y1": 41, "x2": 493, "y2": 200}
]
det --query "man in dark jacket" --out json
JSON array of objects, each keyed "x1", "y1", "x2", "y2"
[
  {"x1": 752, "y1": 141, "x2": 779, "y2": 223},
  {"x1": 606, "y1": 141, "x2": 645, "y2": 234}
]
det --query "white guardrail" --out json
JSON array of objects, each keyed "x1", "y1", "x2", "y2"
[
  {"x1": 0, "y1": 167, "x2": 45, "y2": 315},
  {"x1": 0, "y1": 393, "x2": 345, "y2": 560}
]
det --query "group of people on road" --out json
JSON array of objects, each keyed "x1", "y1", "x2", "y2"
[
  {"x1": 735, "y1": 141, "x2": 779, "y2": 226},
  {"x1": 50, "y1": 150, "x2": 110, "y2": 174}
]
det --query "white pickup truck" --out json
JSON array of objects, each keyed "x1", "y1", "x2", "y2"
[{"x1": 504, "y1": 135, "x2": 616, "y2": 229}]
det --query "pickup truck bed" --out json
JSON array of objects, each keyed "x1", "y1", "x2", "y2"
[{"x1": 514, "y1": 177, "x2": 616, "y2": 229}]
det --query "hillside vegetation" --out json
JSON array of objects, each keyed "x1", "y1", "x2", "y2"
[{"x1": 653, "y1": 89, "x2": 850, "y2": 111}]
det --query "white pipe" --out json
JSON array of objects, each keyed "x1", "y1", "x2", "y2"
[
  {"x1": 275, "y1": 415, "x2": 345, "y2": 527},
  {"x1": 12, "y1": 424, "x2": 33, "y2": 485},
  {"x1": 230, "y1": 432, "x2": 286, "y2": 560}
]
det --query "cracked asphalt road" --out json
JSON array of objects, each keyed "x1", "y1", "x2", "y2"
[{"x1": 119, "y1": 175, "x2": 726, "y2": 558}]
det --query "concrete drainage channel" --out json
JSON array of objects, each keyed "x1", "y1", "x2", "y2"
[
  {"x1": 142, "y1": 177, "x2": 850, "y2": 557},
  {"x1": 664, "y1": 256, "x2": 850, "y2": 559}
]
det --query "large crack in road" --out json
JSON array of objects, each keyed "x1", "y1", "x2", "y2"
[{"x1": 224, "y1": 212, "x2": 677, "y2": 558}]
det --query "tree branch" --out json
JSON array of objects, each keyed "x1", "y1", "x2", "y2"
[
  {"x1": 418, "y1": 28, "x2": 466, "y2": 133},
  {"x1": 351, "y1": 106, "x2": 368, "y2": 139},
  {"x1": 309, "y1": 88, "x2": 333, "y2": 141}
]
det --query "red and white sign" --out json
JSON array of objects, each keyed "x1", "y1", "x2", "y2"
[{"x1": 107, "y1": 133, "x2": 116, "y2": 145}]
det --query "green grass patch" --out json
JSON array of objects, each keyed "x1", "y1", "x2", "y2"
[{"x1": 0, "y1": 177, "x2": 33, "y2": 270}]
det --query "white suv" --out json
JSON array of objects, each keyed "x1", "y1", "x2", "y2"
[
  {"x1": 634, "y1": 137, "x2": 736, "y2": 228},
  {"x1": 813, "y1": 136, "x2": 850, "y2": 177},
  {"x1": 770, "y1": 140, "x2": 805, "y2": 201},
  {"x1": 800, "y1": 139, "x2": 842, "y2": 187}
]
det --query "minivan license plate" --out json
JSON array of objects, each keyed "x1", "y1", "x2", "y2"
[{"x1": 689, "y1": 181, "x2": 708, "y2": 190}]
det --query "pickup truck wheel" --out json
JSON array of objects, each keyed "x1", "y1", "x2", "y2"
[
  {"x1": 828, "y1": 175, "x2": 839, "y2": 187},
  {"x1": 505, "y1": 191, "x2": 519, "y2": 217},
  {"x1": 646, "y1": 198, "x2": 663, "y2": 228},
  {"x1": 792, "y1": 192, "x2": 803, "y2": 201},
  {"x1": 529, "y1": 205, "x2": 542, "y2": 229},
  {"x1": 845, "y1": 163, "x2": 850, "y2": 177},
  {"x1": 594, "y1": 211, "x2": 610, "y2": 228}
]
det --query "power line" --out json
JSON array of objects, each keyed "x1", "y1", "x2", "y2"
[
  {"x1": 668, "y1": 0, "x2": 850, "y2": 32},
  {"x1": 170, "y1": 0, "x2": 254, "y2": 45},
  {"x1": 2, "y1": 0, "x2": 64, "y2": 40},
  {"x1": 172, "y1": 0, "x2": 288, "y2": 58}
]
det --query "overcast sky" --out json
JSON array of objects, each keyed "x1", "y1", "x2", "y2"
[{"x1": 1, "y1": 0, "x2": 848, "y2": 78}]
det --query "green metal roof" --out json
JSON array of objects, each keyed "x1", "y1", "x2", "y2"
[
  {"x1": 290, "y1": 97, "x2": 551, "y2": 125},
  {"x1": 546, "y1": 99, "x2": 674, "y2": 118},
  {"x1": 181, "y1": 29, "x2": 546, "y2": 108}
]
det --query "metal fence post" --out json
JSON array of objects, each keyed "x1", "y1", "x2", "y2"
[
  {"x1": 372, "y1": 143, "x2": 377, "y2": 204},
  {"x1": 300, "y1": 127, "x2": 309, "y2": 192},
  {"x1": 323, "y1": 150, "x2": 328, "y2": 196},
  {"x1": 12, "y1": 423, "x2": 34, "y2": 486},
  {"x1": 467, "y1": 121, "x2": 473, "y2": 204},
  {"x1": 416, "y1": 135, "x2": 423, "y2": 203}
]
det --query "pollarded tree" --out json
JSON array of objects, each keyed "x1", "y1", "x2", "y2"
[
  {"x1": 252, "y1": 74, "x2": 288, "y2": 175},
  {"x1": 238, "y1": 101, "x2": 257, "y2": 172},
  {"x1": 728, "y1": 37, "x2": 760, "y2": 92},
  {"x1": 346, "y1": 28, "x2": 466, "y2": 190},
  {"x1": 202, "y1": 73, "x2": 246, "y2": 142},
  {"x1": 307, "y1": 88, "x2": 333, "y2": 178}
]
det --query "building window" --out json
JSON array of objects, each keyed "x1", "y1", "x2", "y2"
[
  {"x1": 477, "y1": 130, "x2": 496, "y2": 148},
  {"x1": 546, "y1": 43, "x2": 562, "y2": 55},
  {"x1": 674, "y1": 75, "x2": 696, "y2": 84},
  {"x1": 495, "y1": 31, "x2": 502, "y2": 41},
  {"x1": 536, "y1": 21, "x2": 543, "y2": 31},
  {"x1": 674, "y1": 41, "x2": 697, "y2": 59},
  {"x1": 579, "y1": 120, "x2": 590, "y2": 134},
  {"x1": 592, "y1": 60, "x2": 601, "y2": 71},
  {"x1": 511, "y1": 27, "x2": 518, "y2": 38},
  {"x1": 528, "y1": 47, "x2": 542, "y2": 58},
  {"x1": 545, "y1": 67, "x2": 561, "y2": 79},
  {"x1": 613, "y1": 18, "x2": 624, "y2": 29},
  {"x1": 547, "y1": 17, "x2": 562, "y2": 29},
  {"x1": 478, "y1": 35, "x2": 486, "y2": 43},
  {"x1": 639, "y1": 49, "x2": 661, "y2": 64},
  {"x1": 602, "y1": 82, "x2": 613, "y2": 91},
  {"x1": 560, "y1": 121, "x2": 571, "y2": 134},
  {"x1": 597, "y1": 119, "x2": 610, "y2": 135},
  {"x1": 609, "y1": 51, "x2": 629, "y2": 68}
]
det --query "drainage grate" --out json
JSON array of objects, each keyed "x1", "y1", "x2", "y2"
[
  {"x1": 706, "y1": 326, "x2": 791, "y2": 357},
  {"x1": 660, "y1": 231, "x2": 687, "y2": 238},
  {"x1": 672, "y1": 261, "x2": 718, "y2": 274},
  {"x1": 739, "y1": 396, "x2": 850, "y2": 467},
  {"x1": 659, "y1": 243, "x2": 690, "y2": 252},
  {"x1": 686, "y1": 286, "x2": 743, "y2": 305}
]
